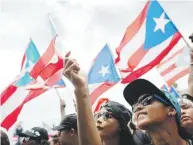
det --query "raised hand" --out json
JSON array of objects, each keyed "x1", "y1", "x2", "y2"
[{"x1": 63, "y1": 52, "x2": 87, "y2": 89}]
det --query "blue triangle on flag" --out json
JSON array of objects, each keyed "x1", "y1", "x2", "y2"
[
  {"x1": 144, "y1": 0, "x2": 178, "y2": 49},
  {"x1": 56, "y1": 79, "x2": 65, "y2": 86},
  {"x1": 169, "y1": 87, "x2": 180, "y2": 98},
  {"x1": 15, "y1": 40, "x2": 40, "y2": 87},
  {"x1": 88, "y1": 44, "x2": 120, "y2": 84}
]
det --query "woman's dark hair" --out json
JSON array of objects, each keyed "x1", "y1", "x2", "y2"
[{"x1": 1, "y1": 130, "x2": 10, "y2": 145}]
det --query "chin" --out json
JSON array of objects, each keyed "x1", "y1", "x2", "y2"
[
  {"x1": 137, "y1": 119, "x2": 154, "y2": 130},
  {"x1": 181, "y1": 121, "x2": 192, "y2": 128}
]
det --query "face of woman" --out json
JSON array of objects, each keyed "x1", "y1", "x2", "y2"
[
  {"x1": 133, "y1": 95, "x2": 170, "y2": 130},
  {"x1": 94, "y1": 108, "x2": 120, "y2": 138}
]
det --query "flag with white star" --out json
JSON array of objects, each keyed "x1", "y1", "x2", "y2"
[
  {"x1": 115, "y1": 0, "x2": 184, "y2": 84},
  {"x1": 14, "y1": 39, "x2": 40, "y2": 87},
  {"x1": 88, "y1": 44, "x2": 120, "y2": 105}
]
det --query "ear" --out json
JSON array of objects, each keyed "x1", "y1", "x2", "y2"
[
  {"x1": 167, "y1": 106, "x2": 177, "y2": 117},
  {"x1": 69, "y1": 128, "x2": 75, "y2": 136}
]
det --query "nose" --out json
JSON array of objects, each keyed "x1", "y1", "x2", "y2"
[
  {"x1": 96, "y1": 116, "x2": 103, "y2": 124},
  {"x1": 181, "y1": 108, "x2": 186, "y2": 115}
]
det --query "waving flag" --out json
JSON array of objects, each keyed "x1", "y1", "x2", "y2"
[
  {"x1": 169, "y1": 87, "x2": 180, "y2": 98},
  {"x1": 157, "y1": 46, "x2": 189, "y2": 86},
  {"x1": 88, "y1": 44, "x2": 120, "y2": 105},
  {"x1": 14, "y1": 40, "x2": 40, "y2": 87},
  {"x1": 0, "y1": 78, "x2": 47, "y2": 130},
  {"x1": 115, "y1": 0, "x2": 182, "y2": 84},
  {"x1": 161, "y1": 84, "x2": 169, "y2": 91}
]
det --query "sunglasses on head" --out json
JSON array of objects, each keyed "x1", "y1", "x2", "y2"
[
  {"x1": 132, "y1": 94, "x2": 170, "y2": 112},
  {"x1": 94, "y1": 112, "x2": 115, "y2": 121},
  {"x1": 178, "y1": 98, "x2": 193, "y2": 109}
]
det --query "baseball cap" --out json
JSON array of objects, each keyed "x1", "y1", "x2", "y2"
[
  {"x1": 19, "y1": 127, "x2": 49, "y2": 141},
  {"x1": 100, "y1": 101, "x2": 132, "y2": 128},
  {"x1": 123, "y1": 79, "x2": 181, "y2": 122},
  {"x1": 53, "y1": 114, "x2": 77, "y2": 131}
]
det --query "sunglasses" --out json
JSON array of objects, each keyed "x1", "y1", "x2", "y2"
[
  {"x1": 94, "y1": 112, "x2": 115, "y2": 121},
  {"x1": 132, "y1": 94, "x2": 170, "y2": 112},
  {"x1": 178, "y1": 98, "x2": 193, "y2": 109}
]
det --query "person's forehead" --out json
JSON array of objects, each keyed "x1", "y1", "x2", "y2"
[{"x1": 94, "y1": 108, "x2": 108, "y2": 115}]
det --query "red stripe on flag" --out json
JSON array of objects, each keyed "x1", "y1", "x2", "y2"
[
  {"x1": 1, "y1": 85, "x2": 17, "y2": 106},
  {"x1": 39, "y1": 57, "x2": 63, "y2": 81},
  {"x1": 167, "y1": 68, "x2": 189, "y2": 86},
  {"x1": 121, "y1": 32, "x2": 182, "y2": 84},
  {"x1": 90, "y1": 82, "x2": 117, "y2": 105},
  {"x1": 45, "y1": 70, "x2": 63, "y2": 87},
  {"x1": 115, "y1": 1, "x2": 150, "y2": 64},
  {"x1": 127, "y1": 44, "x2": 148, "y2": 70},
  {"x1": 1, "y1": 89, "x2": 47, "y2": 130},
  {"x1": 21, "y1": 55, "x2": 26, "y2": 71},
  {"x1": 30, "y1": 37, "x2": 56, "y2": 79},
  {"x1": 157, "y1": 48, "x2": 184, "y2": 68},
  {"x1": 160, "y1": 64, "x2": 176, "y2": 76}
]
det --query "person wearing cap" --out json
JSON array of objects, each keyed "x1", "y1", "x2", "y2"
[
  {"x1": 178, "y1": 94, "x2": 193, "y2": 142},
  {"x1": 94, "y1": 100, "x2": 135, "y2": 145},
  {"x1": 62, "y1": 54, "x2": 152, "y2": 145},
  {"x1": 123, "y1": 79, "x2": 188, "y2": 145},
  {"x1": 52, "y1": 114, "x2": 79, "y2": 145},
  {"x1": 19, "y1": 127, "x2": 49, "y2": 145}
]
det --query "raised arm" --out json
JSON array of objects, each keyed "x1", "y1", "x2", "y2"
[
  {"x1": 60, "y1": 98, "x2": 66, "y2": 120},
  {"x1": 188, "y1": 50, "x2": 193, "y2": 96},
  {"x1": 62, "y1": 53, "x2": 102, "y2": 145}
]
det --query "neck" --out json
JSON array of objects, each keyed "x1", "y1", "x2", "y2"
[
  {"x1": 102, "y1": 134, "x2": 120, "y2": 145},
  {"x1": 184, "y1": 127, "x2": 193, "y2": 137},
  {"x1": 71, "y1": 137, "x2": 79, "y2": 145},
  {"x1": 148, "y1": 121, "x2": 186, "y2": 145}
]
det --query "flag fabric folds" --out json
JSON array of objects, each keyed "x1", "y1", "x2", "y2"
[
  {"x1": 115, "y1": 0, "x2": 182, "y2": 84},
  {"x1": 88, "y1": 44, "x2": 120, "y2": 105}
]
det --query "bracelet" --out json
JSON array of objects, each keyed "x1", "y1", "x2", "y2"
[{"x1": 62, "y1": 104, "x2": 66, "y2": 108}]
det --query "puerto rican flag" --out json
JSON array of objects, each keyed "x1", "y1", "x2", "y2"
[
  {"x1": 28, "y1": 36, "x2": 65, "y2": 88},
  {"x1": 169, "y1": 87, "x2": 180, "y2": 98},
  {"x1": 14, "y1": 39, "x2": 40, "y2": 87},
  {"x1": 0, "y1": 78, "x2": 47, "y2": 130},
  {"x1": 157, "y1": 46, "x2": 189, "y2": 86},
  {"x1": 115, "y1": 0, "x2": 183, "y2": 84},
  {"x1": 88, "y1": 44, "x2": 120, "y2": 105}
]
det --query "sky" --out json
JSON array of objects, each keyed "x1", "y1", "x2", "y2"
[{"x1": 1, "y1": 0, "x2": 193, "y2": 143}]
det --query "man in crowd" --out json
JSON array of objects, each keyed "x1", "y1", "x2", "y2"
[
  {"x1": 19, "y1": 127, "x2": 49, "y2": 145},
  {"x1": 53, "y1": 114, "x2": 79, "y2": 145}
]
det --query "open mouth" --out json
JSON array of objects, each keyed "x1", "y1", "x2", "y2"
[{"x1": 96, "y1": 126, "x2": 103, "y2": 130}]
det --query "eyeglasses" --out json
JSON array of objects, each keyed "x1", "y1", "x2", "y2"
[
  {"x1": 178, "y1": 98, "x2": 193, "y2": 109},
  {"x1": 132, "y1": 94, "x2": 170, "y2": 112},
  {"x1": 94, "y1": 112, "x2": 115, "y2": 121}
]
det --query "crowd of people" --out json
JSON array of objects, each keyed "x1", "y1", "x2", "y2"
[{"x1": 1, "y1": 35, "x2": 193, "y2": 145}]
